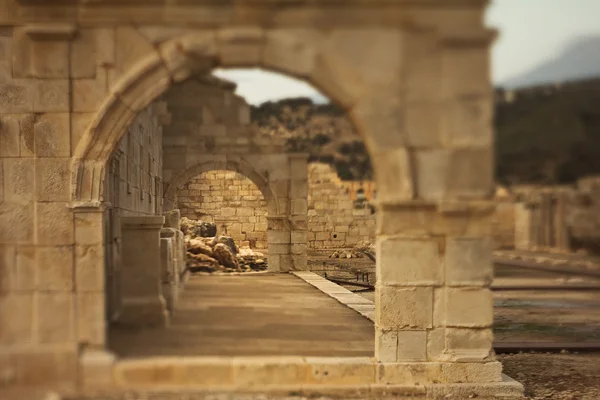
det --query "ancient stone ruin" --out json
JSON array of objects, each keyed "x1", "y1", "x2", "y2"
[{"x1": 0, "y1": 1, "x2": 523, "y2": 399}]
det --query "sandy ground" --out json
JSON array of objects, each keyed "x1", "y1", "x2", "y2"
[{"x1": 499, "y1": 353, "x2": 600, "y2": 399}]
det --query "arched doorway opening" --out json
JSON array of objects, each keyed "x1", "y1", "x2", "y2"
[{"x1": 178, "y1": 170, "x2": 269, "y2": 250}]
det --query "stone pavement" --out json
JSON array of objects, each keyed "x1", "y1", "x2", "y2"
[{"x1": 109, "y1": 273, "x2": 374, "y2": 358}]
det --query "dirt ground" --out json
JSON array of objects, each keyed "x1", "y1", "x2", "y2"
[{"x1": 499, "y1": 353, "x2": 600, "y2": 400}]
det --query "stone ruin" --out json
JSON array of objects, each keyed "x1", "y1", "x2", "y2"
[{"x1": 0, "y1": 1, "x2": 522, "y2": 398}]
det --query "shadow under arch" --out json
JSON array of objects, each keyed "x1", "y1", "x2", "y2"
[
  {"x1": 163, "y1": 157, "x2": 280, "y2": 216},
  {"x1": 70, "y1": 30, "x2": 378, "y2": 205}
]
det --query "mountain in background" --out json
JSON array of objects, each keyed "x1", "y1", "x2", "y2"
[{"x1": 501, "y1": 36, "x2": 600, "y2": 89}]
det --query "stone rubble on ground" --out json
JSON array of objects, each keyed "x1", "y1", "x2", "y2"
[
  {"x1": 329, "y1": 241, "x2": 375, "y2": 259},
  {"x1": 183, "y1": 218, "x2": 268, "y2": 273}
]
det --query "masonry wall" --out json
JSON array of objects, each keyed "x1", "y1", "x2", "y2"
[
  {"x1": 308, "y1": 163, "x2": 376, "y2": 249},
  {"x1": 178, "y1": 170, "x2": 268, "y2": 248},
  {"x1": 102, "y1": 104, "x2": 164, "y2": 320}
]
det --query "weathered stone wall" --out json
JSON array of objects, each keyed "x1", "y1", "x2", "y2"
[
  {"x1": 104, "y1": 104, "x2": 164, "y2": 216},
  {"x1": 177, "y1": 170, "x2": 268, "y2": 248},
  {"x1": 102, "y1": 104, "x2": 165, "y2": 322},
  {"x1": 308, "y1": 163, "x2": 376, "y2": 249},
  {"x1": 178, "y1": 163, "x2": 376, "y2": 250}
]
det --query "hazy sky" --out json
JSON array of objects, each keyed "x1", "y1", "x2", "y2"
[{"x1": 215, "y1": 0, "x2": 600, "y2": 105}]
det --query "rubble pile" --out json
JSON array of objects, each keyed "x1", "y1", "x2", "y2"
[
  {"x1": 329, "y1": 241, "x2": 375, "y2": 259},
  {"x1": 180, "y1": 217, "x2": 217, "y2": 238},
  {"x1": 183, "y1": 218, "x2": 268, "y2": 273}
]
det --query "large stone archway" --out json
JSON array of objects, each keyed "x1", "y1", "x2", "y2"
[{"x1": 0, "y1": 1, "x2": 514, "y2": 396}]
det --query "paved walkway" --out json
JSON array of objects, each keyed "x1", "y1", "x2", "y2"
[{"x1": 109, "y1": 273, "x2": 374, "y2": 358}]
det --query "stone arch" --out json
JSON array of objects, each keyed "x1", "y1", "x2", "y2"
[
  {"x1": 70, "y1": 29, "x2": 389, "y2": 205},
  {"x1": 163, "y1": 157, "x2": 279, "y2": 216}
]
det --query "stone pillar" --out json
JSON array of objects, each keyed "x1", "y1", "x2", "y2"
[
  {"x1": 289, "y1": 153, "x2": 309, "y2": 271},
  {"x1": 266, "y1": 215, "x2": 291, "y2": 272},
  {"x1": 72, "y1": 203, "x2": 108, "y2": 348},
  {"x1": 514, "y1": 203, "x2": 533, "y2": 250},
  {"x1": 163, "y1": 209, "x2": 187, "y2": 284},
  {"x1": 371, "y1": 27, "x2": 502, "y2": 382},
  {"x1": 160, "y1": 228, "x2": 179, "y2": 311},
  {"x1": 118, "y1": 216, "x2": 169, "y2": 327},
  {"x1": 554, "y1": 193, "x2": 570, "y2": 251}
]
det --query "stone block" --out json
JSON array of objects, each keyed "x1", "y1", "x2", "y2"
[
  {"x1": 33, "y1": 79, "x2": 69, "y2": 112},
  {"x1": 290, "y1": 179, "x2": 308, "y2": 199},
  {"x1": 377, "y1": 362, "x2": 441, "y2": 385},
  {"x1": 34, "y1": 113, "x2": 70, "y2": 157},
  {"x1": 113, "y1": 26, "x2": 155, "y2": 81},
  {"x1": 74, "y1": 211, "x2": 104, "y2": 245},
  {"x1": 72, "y1": 77, "x2": 106, "y2": 112},
  {"x1": 291, "y1": 254, "x2": 307, "y2": 270},
  {"x1": 306, "y1": 357, "x2": 375, "y2": 385},
  {"x1": 442, "y1": 96, "x2": 493, "y2": 147},
  {"x1": 0, "y1": 293, "x2": 34, "y2": 345},
  {"x1": 267, "y1": 230, "x2": 290, "y2": 244},
  {"x1": 0, "y1": 115, "x2": 21, "y2": 157},
  {"x1": 439, "y1": 361, "x2": 503, "y2": 383},
  {"x1": 3, "y1": 158, "x2": 34, "y2": 203},
  {"x1": 446, "y1": 148, "x2": 494, "y2": 200},
  {"x1": 37, "y1": 292, "x2": 74, "y2": 343},
  {"x1": 445, "y1": 328, "x2": 494, "y2": 362},
  {"x1": 445, "y1": 237, "x2": 493, "y2": 286},
  {"x1": 75, "y1": 245, "x2": 104, "y2": 291},
  {"x1": 291, "y1": 230, "x2": 308, "y2": 244},
  {"x1": 397, "y1": 330, "x2": 427, "y2": 362},
  {"x1": 77, "y1": 292, "x2": 106, "y2": 346},
  {"x1": 444, "y1": 288, "x2": 493, "y2": 328},
  {"x1": 233, "y1": 357, "x2": 308, "y2": 387},
  {"x1": 35, "y1": 158, "x2": 70, "y2": 201},
  {"x1": 376, "y1": 286, "x2": 433, "y2": 330},
  {"x1": 263, "y1": 29, "x2": 320, "y2": 77},
  {"x1": 375, "y1": 329, "x2": 398, "y2": 363},
  {"x1": 415, "y1": 149, "x2": 449, "y2": 202},
  {"x1": 217, "y1": 27, "x2": 265, "y2": 67},
  {"x1": 36, "y1": 202, "x2": 74, "y2": 245},
  {"x1": 291, "y1": 198, "x2": 308, "y2": 215},
  {"x1": 0, "y1": 80, "x2": 34, "y2": 113},
  {"x1": 0, "y1": 203, "x2": 34, "y2": 244},
  {"x1": 405, "y1": 103, "x2": 443, "y2": 147},
  {"x1": 70, "y1": 28, "x2": 97, "y2": 78},
  {"x1": 11, "y1": 347, "x2": 78, "y2": 385},
  {"x1": 371, "y1": 147, "x2": 414, "y2": 204},
  {"x1": 376, "y1": 237, "x2": 442, "y2": 285},
  {"x1": 80, "y1": 349, "x2": 115, "y2": 389},
  {"x1": 14, "y1": 246, "x2": 36, "y2": 291},
  {"x1": 36, "y1": 245, "x2": 73, "y2": 291},
  {"x1": 13, "y1": 27, "x2": 72, "y2": 78},
  {"x1": 441, "y1": 47, "x2": 490, "y2": 99}
]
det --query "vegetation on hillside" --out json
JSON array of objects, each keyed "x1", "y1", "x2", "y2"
[{"x1": 252, "y1": 83, "x2": 600, "y2": 184}]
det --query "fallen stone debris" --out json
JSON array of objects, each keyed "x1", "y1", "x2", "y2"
[
  {"x1": 329, "y1": 241, "x2": 375, "y2": 260},
  {"x1": 183, "y1": 218, "x2": 268, "y2": 273}
]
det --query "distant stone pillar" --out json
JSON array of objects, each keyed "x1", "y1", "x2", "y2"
[
  {"x1": 514, "y1": 203, "x2": 533, "y2": 250},
  {"x1": 118, "y1": 216, "x2": 168, "y2": 327},
  {"x1": 289, "y1": 153, "x2": 309, "y2": 271},
  {"x1": 554, "y1": 193, "x2": 570, "y2": 251},
  {"x1": 266, "y1": 215, "x2": 291, "y2": 272}
]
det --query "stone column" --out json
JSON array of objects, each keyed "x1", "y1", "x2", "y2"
[
  {"x1": 72, "y1": 203, "x2": 108, "y2": 348},
  {"x1": 118, "y1": 216, "x2": 169, "y2": 327},
  {"x1": 514, "y1": 203, "x2": 533, "y2": 250},
  {"x1": 554, "y1": 193, "x2": 570, "y2": 251},
  {"x1": 266, "y1": 215, "x2": 291, "y2": 272},
  {"x1": 289, "y1": 153, "x2": 309, "y2": 271}
]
